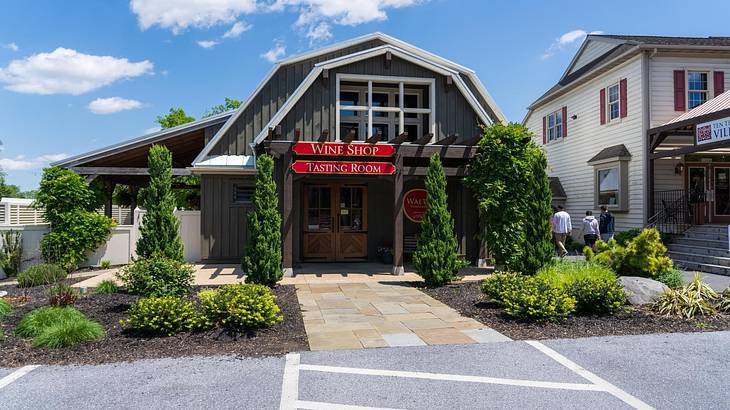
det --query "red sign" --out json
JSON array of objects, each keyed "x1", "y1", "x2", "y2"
[
  {"x1": 292, "y1": 142, "x2": 395, "y2": 157},
  {"x1": 291, "y1": 161, "x2": 396, "y2": 175},
  {"x1": 404, "y1": 189, "x2": 427, "y2": 223}
]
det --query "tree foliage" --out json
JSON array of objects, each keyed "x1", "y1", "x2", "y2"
[
  {"x1": 35, "y1": 167, "x2": 113, "y2": 270},
  {"x1": 204, "y1": 97, "x2": 241, "y2": 117},
  {"x1": 242, "y1": 154, "x2": 282, "y2": 287},
  {"x1": 412, "y1": 153, "x2": 467, "y2": 286},
  {"x1": 156, "y1": 107, "x2": 195, "y2": 129},
  {"x1": 136, "y1": 145, "x2": 184, "y2": 261},
  {"x1": 466, "y1": 123, "x2": 553, "y2": 275}
]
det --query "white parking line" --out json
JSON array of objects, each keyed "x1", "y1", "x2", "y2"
[
  {"x1": 527, "y1": 341, "x2": 655, "y2": 410},
  {"x1": 296, "y1": 400, "x2": 403, "y2": 410},
  {"x1": 0, "y1": 365, "x2": 41, "y2": 390},
  {"x1": 280, "y1": 353, "x2": 300, "y2": 410}
]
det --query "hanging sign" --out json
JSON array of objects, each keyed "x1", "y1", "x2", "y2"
[
  {"x1": 291, "y1": 160, "x2": 396, "y2": 175},
  {"x1": 697, "y1": 116, "x2": 730, "y2": 145},
  {"x1": 404, "y1": 189, "x2": 427, "y2": 223},
  {"x1": 292, "y1": 142, "x2": 395, "y2": 157}
]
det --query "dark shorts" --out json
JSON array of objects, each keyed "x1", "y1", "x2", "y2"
[{"x1": 584, "y1": 234, "x2": 598, "y2": 247}]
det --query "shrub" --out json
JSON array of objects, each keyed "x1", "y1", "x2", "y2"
[
  {"x1": 32, "y1": 318, "x2": 104, "y2": 348},
  {"x1": 718, "y1": 289, "x2": 730, "y2": 313},
  {"x1": 0, "y1": 230, "x2": 23, "y2": 277},
  {"x1": 655, "y1": 269, "x2": 684, "y2": 289},
  {"x1": 136, "y1": 145, "x2": 185, "y2": 262},
  {"x1": 482, "y1": 272, "x2": 524, "y2": 305},
  {"x1": 0, "y1": 298, "x2": 12, "y2": 318},
  {"x1": 15, "y1": 306, "x2": 87, "y2": 337},
  {"x1": 614, "y1": 229, "x2": 641, "y2": 246},
  {"x1": 537, "y1": 261, "x2": 625, "y2": 315},
  {"x1": 48, "y1": 283, "x2": 80, "y2": 307},
  {"x1": 17, "y1": 264, "x2": 67, "y2": 287},
  {"x1": 585, "y1": 228, "x2": 672, "y2": 278},
  {"x1": 95, "y1": 280, "x2": 119, "y2": 295},
  {"x1": 466, "y1": 123, "x2": 554, "y2": 275},
  {"x1": 413, "y1": 154, "x2": 468, "y2": 286},
  {"x1": 242, "y1": 154, "x2": 283, "y2": 287},
  {"x1": 500, "y1": 276, "x2": 576, "y2": 322},
  {"x1": 654, "y1": 273, "x2": 719, "y2": 318},
  {"x1": 122, "y1": 297, "x2": 198, "y2": 336},
  {"x1": 117, "y1": 257, "x2": 194, "y2": 297},
  {"x1": 100, "y1": 260, "x2": 112, "y2": 269},
  {"x1": 197, "y1": 284, "x2": 282, "y2": 330}
]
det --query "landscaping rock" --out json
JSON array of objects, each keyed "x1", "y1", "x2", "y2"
[{"x1": 619, "y1": 277, "x2": 668, "y2": 305}]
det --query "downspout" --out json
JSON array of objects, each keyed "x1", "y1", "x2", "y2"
[{"x1": 643, "y1": 49, "x2": 655, "y2": 224}]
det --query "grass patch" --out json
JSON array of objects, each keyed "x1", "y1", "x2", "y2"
[
  {"x1": 95, "y1": 280, "x2": 119, "y2": 295},
  {"x1": 0, "y1": 298, "x2": 12, "y2": 318},
  {"x1": 15, "y1": 306, "x2": 86, "y2": 337},
  {"x1": 15, "y1": 306, "x2": 104, "y2": 348}
]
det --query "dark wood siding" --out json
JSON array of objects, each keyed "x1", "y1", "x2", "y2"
[
  {"x1": 201, "y1": 175, "x2": 254, "y2": 261},
  {"x1": 209, "y1": 39, "x2": 386, "y2": 156}
]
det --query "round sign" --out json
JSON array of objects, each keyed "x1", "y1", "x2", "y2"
[{"x1": 404, "y1": 189, "x2": 427, "y2": 223}]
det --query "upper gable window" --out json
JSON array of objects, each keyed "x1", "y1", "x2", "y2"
[
  {"x1": 688, "y1": 71, "x2": 709, "y2": 109},
  {"x1": 547, "y1": 109, "x2": 563, "y2": 142},
  {"x1": 607, "y1": 83, "x2": 620, "y2": 121}
]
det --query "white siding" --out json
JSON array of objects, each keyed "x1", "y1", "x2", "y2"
[
  {"x1": 649, "y1": 54, "x2": 730, "y2": 127},
  {"x1": 654, "y1": 157, "x2": 683, "y2": 191},
  {"x1": 526, "y1": 55, "x2": 645, "y2": 234},
  {"x1": 568, "y1": 41, "x2": 617, "y2": 75}
]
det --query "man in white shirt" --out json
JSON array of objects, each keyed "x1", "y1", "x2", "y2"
[{"x1": 552, "y1": 205, "x2": 572, "y2": 257}]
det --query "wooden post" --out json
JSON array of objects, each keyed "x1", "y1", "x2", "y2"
[
  {"x1": 392, "y1": 154, "x2": 404, "y2": 275},
  {"x1": 129, "y1": 186, "x2": 139, "y2": 225},
  {"x1": 104, "y1": 180, "x2": 115, "y2": 219},
  {"x1": 282, "y1": 151, "x2": 294, "y2": 277}
]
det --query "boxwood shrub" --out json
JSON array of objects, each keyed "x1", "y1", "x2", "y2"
[
  {"x1": 537, "y1": 261, "x2": 626, "y2": 315},
  {"x1": 198, "y1": 284, "x2": 282, "y2": 330},
  {"x1": 483, "y1": 272, "x2": 576, "y2": 322},
  {"x1": 17, "y1": 264, "x2": 67, "y2": 287},
  {"x1": 481, "y1": 272, "x2": 523, "y2": 305},
  {"x1": 122, "y1": 297, "x2": 198, "y2": 336},
  {"x1": 117, "y1": 257, "x2": 194, "y2": 297}
]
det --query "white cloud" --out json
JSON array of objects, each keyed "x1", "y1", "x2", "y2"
[
  {"x1": 0, "y1": 48, "x2": 153, "y2": 95},
  {"x1": 223, "y1": 21, "x2": 252, "y2": 38},
  {"x1": 197, "y1": 40, "x2": 220, "y2": 49},
  {"x1": 0, "y1": 153, "x2": 69, "y2": 171},
  {"x1": 88, "y1": 97, "x2": 144, "y2": 114},
  {"x1": 144, "y1": 126, "x2": 163, "y2": 134},
  {"x1": 130, "y1": 0, "x2": 258, "y2": 34},
  {"x1": 3, "y1": 43, "x2": 19, "y2": 51},
  {"x1": 261, "y1": 42, "x2": 286, "y2": 62},
  {"x1": 305, "y1": 21, "x2": 332, "y2": 43},
  {"x1": 541, "y1": 29, "x2": 604, "y2": 60}
]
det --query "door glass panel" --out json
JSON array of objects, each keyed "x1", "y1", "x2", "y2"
[
  {"x1": 715, "y1": 168, "x2": 730, "y2": 215},
  {"x1": 339, "y1": 186, "x2": 364, "y2": 232},
  {"x1": 307, "y1": 186, "x2": 332, "y2": 231},
  {"x1": 688, "y1": 167, "x2": 706, "y2": 203}
]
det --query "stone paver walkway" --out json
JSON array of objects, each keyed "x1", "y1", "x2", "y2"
[{"x1": 297, "y1": 281, "x2": 509, "y2": 351}]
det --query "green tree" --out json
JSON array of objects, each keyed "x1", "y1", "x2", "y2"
[
  {"x1": 35, "y1": 167, "x2": 113, "y2": 270},
  {"x1": 0, "y1": 171, "x2": 27, "y2": 199},
  {"x1": 412, "y1": 153, "x2": 468, "y2": 287},
  {"x1": 242, "y1": 154, "x2": 282, "y2": 287},
  {"x1": 136, "y1": 145, "x2": 184, "y2": 261},
  {"x1": 204, "y1": 97, "x2": 241, "y2": 118},
  {"x1": 466, "y1": 123, "x2": 553, "y2": 275},
  {"x1": 156, "y1": 108, "x2": 195, "y2": 129}
]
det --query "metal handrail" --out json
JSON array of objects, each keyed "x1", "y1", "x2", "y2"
[{"x1": 647, "y1": 189, "x2": 692, "y2": 235}]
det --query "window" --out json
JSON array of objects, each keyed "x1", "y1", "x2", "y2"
[
  {"x1": 589, "y1": 158, "x2": 629, "y2": 211},
  {"x1": 336, "y1": 75, "x2": 434, "y2": 142},
  {"x1": 547, "y1": 109, "x2": 563, "y2": 142},
  {"x1": 597, "y1": 167, "x2": 619, "y2": 205},
  {"x1": 687, "y1": 71, "x2": 708, "y2": 109},
  {"x1": 607, "y1": 83, "x2": 620, "y2": 121},
  {"x1": 233, "y1": 184, "x2": 254, "y2": 204}
]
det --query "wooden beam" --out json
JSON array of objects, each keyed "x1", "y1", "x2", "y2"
[
  {"x1": 649, "y1": 137, "x2": 730, "y2": 159},
  {"x1": 456, "y1": 135, "x2": 482, "y2": 146},
  {"x1": 342, "y1": 129, "x2": 357, "y2": 143},
  {"x1": 388, "y1": 132, "x2": 409, "y2": 145},
  {"x1": 282, "y1": 151, "x2": 294, "y2": 277},
  {"x1": 401, "y1": 166, "x2": 468, "y2": 177},
  {"x1": 365, "y1": 131, "x2": 382, "y2": 144},
  {"x1": 432, "y1": 134, "x2": 459, "y2": 146},
  {"x1": 398, "y1": 145, "x2": 477, "y2": 159},
  {"x1": 70, "y1": 167, "x2": 192, "y2": 176},
  {"x1": 414, "y1": 133, "x2": 434, "y2": 145},
  {"x1": 392, "y1": 154, "x2": 404, "y2": 275}
]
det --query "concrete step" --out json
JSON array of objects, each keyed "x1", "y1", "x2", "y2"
[
  {"x1": 685, "y1": 225, "x2": 730, "y2": 234},
  {"x1": 672, "y1": 259, "x2": 730, "y2": 277},
  {"x1": 668, "y1": 251, "x2": 730, "y2": 267},
  {"x1": 668, "y1": 244, "x2": 730, "y2": 257},
  {"x1": 673, "y1": 237, "x2": 728, "y2": 249},
  {"x1": 682, "y1": 231, "x2": 729, "y2": 241}
]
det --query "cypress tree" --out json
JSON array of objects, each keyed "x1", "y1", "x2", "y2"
[
  {"x1": 242, "y1": 154, "x2": 283, "y2": 287},
  {"x1": 136, "y1": 145, "x2": 184, "y2": 261},
  {"x1": 412, "y1": 153, "x2": 467, "y2": 286}
]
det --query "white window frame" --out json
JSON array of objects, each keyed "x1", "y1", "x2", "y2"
[
  {"x1": 687, "y1": 70, "x2": 709, "y2": 109},
  {"x1": 546, "y1": 109, "x2": 563, "y2": 142},
  {"x1": 336, "y1": 74, "x2": 435, "y2": 142},
  {"x1": 590, "y1": 158, "x2": 630, "y2": 212},
  {"x1": 606, "y1": 83, "x2": 620, "y2": 122}
]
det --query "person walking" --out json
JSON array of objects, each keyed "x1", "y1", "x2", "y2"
[
  {"x1": 599, "y1": 205, "x2": 615, "y2": 242},
  {"x1": 552, "y1": 205, "x2": 572, "y2": 257},
  {"x1": 581, "y1": 210, "x2": 600, "y2": 251}
]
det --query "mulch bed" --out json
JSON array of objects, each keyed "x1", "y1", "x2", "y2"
[
  {"x1": 421, "y1": 280, "x2": 730, "y2": 340},
  {"x1": 0, "y1": 281, "x2": 308, "y2": 367}
]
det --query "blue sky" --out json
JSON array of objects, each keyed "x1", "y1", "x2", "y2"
[{"x1": 1, "y1": 0, "x2": 729, "y2": 190}]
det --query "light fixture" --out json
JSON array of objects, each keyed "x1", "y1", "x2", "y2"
[
  {"x1": 571, "y1": 114, "x2": 578, "y2": 120},
  {"x1": 675, "y1": 163, "x2": 685, "y2": 175}
]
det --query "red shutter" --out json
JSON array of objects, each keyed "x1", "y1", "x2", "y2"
[
  {"x1": 599, "y1": 88, "x2": 606, "y2": 125},
  {"x1": 561, "y1": 106, "x2": 567, "y2": 138},
  {"x1": 674, "y1": 70, "x2": 686, "y2": 111},
  {"x1": 714, "y1": 71, "x2": 725, "y2": 97},
  {"x1": 542, "y1": 116, "x2": 547, "y2": 144},
  {"x1": 619, "y1": 78, "x2": 628, "y2": 118}
]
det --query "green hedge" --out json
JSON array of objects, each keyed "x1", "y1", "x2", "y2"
[
  {"x1": 197, "y1": 284, "x2": 282, "y2": 330},
  {"x1": 117, "y1": 257, "x2": 194, "y2": 297},
  {"x1": 537, "y1": 261, "x2": 626, "y2": 315},
  {"x1": 122, "y1": 297, "x2": 199, "y2": 336}
]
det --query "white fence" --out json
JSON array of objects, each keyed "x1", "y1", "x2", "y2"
[
  {"x1": 0, "y1": 198, "x2": 133, "y2": 226},
  {"x1": 0, "y1": 209, "x2": 201, "y2": 278}
]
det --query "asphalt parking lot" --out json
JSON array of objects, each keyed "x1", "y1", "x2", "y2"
[{"x1": 1, "y1": 331, "x2": 729, "y2": 409}]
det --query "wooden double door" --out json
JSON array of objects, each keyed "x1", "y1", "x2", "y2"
[
  {"x1": 687, "y1": 164, "x2": 730, "y2": 224},
  {"x1": 303, "y1": 183, "x2": 368, "y2": 261}
]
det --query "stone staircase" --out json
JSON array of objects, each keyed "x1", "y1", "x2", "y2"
[{"x1": 668, "y1": 224, "x2": 730, "y2": 276}]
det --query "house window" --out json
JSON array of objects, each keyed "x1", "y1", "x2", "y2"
[
  {"x1": 607, "y1": 83, "x2": 620, "y2": 121},
  {"x1": 687, "y1": 71, "x2": 708, "y2": 109},
  {"x1": 336, "y1": 75, "x2": 434, "y2": 142},
  {"x1": 597, "y1": 167, "x2": 619, "y2": 205},
  {"x1": 233, "y1": 184, "x2": 254, "y2": 204},
  {"x1": 547, "y1": 109, "x2": 563, "y2": 142}
]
